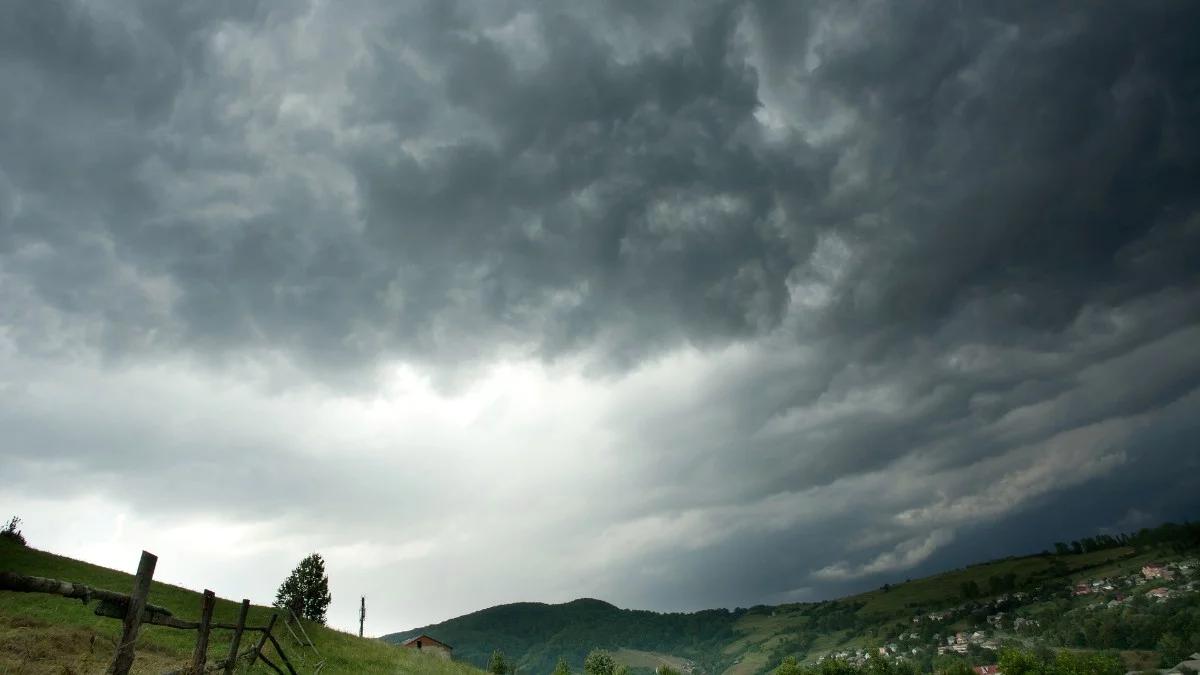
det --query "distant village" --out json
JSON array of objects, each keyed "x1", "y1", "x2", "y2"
[{"x1": 812, "y1": 558, "x2": 1199, "y2": 673}]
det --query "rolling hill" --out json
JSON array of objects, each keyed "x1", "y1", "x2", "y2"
[
  {"x1": 384, "y1": 598, "x2": 735, "y2": 674},
  {"x1": 385, "y1": 522, "x2": 1200, "y2": 675},
  {"x1": 0, "y1": 538, "x2": 484, "y2": 674}
]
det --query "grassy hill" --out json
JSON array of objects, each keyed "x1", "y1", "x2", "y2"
[
  {"x1": 383, "y1": 598, "x2": 735, "y2": 675},
  {"x1": 0, "y1": 538, "x2": 484, "y2": 674},
  {"x1": 385, "y1": 523, "x2": 1200, "y2": 675}
]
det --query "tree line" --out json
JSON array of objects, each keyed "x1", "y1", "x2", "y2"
[{"x1": 1051, "y1": 521, "x2": 1200, "y2": 556}]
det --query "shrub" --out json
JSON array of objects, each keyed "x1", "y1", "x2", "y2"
[
  {"x1": 584, "y1": 649, "x2": 616, "y2": 675},
  {"x1": 1, "y1": 516, "x2": 26, "y2": 546},
  {"x1": 489, "y1": 649, "x2": 509, "y2": 674}
]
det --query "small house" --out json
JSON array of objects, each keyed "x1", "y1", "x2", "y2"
[
  {"x1": 400, "y1": 634, "x2": 453, "y2": 660},
  {"x1": 1143, "y1": 564, "x2": 1175, "y2": 580}
]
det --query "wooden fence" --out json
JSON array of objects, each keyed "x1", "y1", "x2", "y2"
[{"x1": 0, "y1": 550, "x2": 305, "y2": 675}]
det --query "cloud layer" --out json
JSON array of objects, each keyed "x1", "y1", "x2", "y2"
[{"x1": 2, "y1": 0, "x2": 1199, "y2": 632}]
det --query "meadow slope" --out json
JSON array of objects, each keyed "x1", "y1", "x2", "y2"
[{"x1": 0, "y1": 538, "x2": 484, "y2": 674}]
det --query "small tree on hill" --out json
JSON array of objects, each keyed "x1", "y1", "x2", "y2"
[
  {"x1": 489, "y1": 649, "x2": 509, "y2": 674},
  {"x1": 553, "y1": 657, "x2": 573, "y2": 675},
  {"x1": 275, "y1": 553, "x2": 332, "y2": 624},
  {"x1": 1, "y1": 516, "x2": 26, "y2": 546},
  {"x1": 584, "y1": 650, "x2": 615, "y2": 675},
  {"x1": 774, "y1": 656, "x2": 802, "y2": 675}
]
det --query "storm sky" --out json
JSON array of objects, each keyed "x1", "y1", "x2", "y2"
[{"x1": 2, "y1": 0, "x2": 1199, "y2": 634}]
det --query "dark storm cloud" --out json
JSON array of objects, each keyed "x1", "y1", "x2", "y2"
[{"x1": 2, "y1": 0, "x2": 1200, "y2": 624}]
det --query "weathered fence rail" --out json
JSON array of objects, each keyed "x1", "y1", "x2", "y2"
[
  {"x1": 283, "y1": 608, "x2": 326, "y2": 674},
  {"x1": 0, "y1": 550, "x2": 301, "y2": 675}
]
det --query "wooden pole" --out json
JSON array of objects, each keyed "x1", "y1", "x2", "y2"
[
  {"x1": 283, "y1": 615, "x2": 307, "y2": 651},
  {"x1": 189, "y1": 589, "x2": 216, "y2": 673},
  {"x1": 258, "y1": 653, "x2": 287, "y2": 675},
  {"x1": 290, "y1": 610, "x2": 320, "y2": 655},
  {"x1": 359, "y1": 596, "x2": 365, "y2": 637},
  {"x1": 107, "y1": 550, "x2": 156, "y2": 675},
  {"x1": 249, "y1": 614, "x2": 278, "y2": 670},
  {"x1": 267, "y1": 632, "x2": 300, "y2": 675},
  {"x1": 0, "y1": 570, "x2": 173, "y2": 616},
  {"x1": 223, "y1": 599, "x2": 251, "y2": 675}
]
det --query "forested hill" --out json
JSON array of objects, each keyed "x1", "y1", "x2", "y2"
[
  {"x1": 381, "y1": 597, "x2": 739, "y2": 674},
  {"x1": 383, "y1": 522, "x2": 1200, "y2": 675}
]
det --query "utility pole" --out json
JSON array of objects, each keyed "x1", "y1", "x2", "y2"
[{"x1": 359, "y1": 596, "x2": 366, "y2": 638}]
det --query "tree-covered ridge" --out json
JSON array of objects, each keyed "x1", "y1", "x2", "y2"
[
  {"x1": 383, "y1": 598, "x2": 739, "y2": 674},
  {"x1": 384, "y1": 522, "x2": 1200, "y2": 675}
]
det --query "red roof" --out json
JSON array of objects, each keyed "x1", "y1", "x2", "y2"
[
  {"x1": 400, "y1": 634, "x2": 454, "y2": 650},
  {"x1": 973, "y1": 666, "x2": 1000, "y2": 675}
]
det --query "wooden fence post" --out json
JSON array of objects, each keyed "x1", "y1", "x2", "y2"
[
  {"x1": 223, "y1": 599, "x2": 251, "y2": 675},
  {"x1": 107, "y1": 550, "x2": 156, "y2": 675},
  {"x1": 250, "y1": 613, "x2": 279, "y2": 669},
  {"x1": 190, "y1": 589, "x2": 216, "y2": 673}
]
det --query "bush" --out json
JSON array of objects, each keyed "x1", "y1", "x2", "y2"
[
  {"x1": 489, "y1": 649, "x2": 509, "y2": 674},
  {"x1": 1, "y1": 516, "x2": 26, "y2": 546},
  {"x1": 776, "y1": 656, "x2": 803, "y2": 675},
  {"x1": 584, "y1": 650, "x2": 616, "y2": 675}
]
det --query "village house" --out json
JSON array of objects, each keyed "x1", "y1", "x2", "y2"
[
  {"x1": 1143, "y1": 563, "x2": 1176, "y2": 581},
  {"x1": 1146, "y1": 587, "x2": 1172, "y2": 601},
  {"x1": 399, "y1": 634, "x2": 454, "y2": 660},
  {"x1": 972, "y1": 666, "x2": 1001, "y2": 675}
]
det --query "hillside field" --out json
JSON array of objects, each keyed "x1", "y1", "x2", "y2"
[{"x1": 0, "y1": 538, "x2": 483, "y2": 674}]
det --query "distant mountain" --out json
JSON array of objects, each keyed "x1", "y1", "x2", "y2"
[{"x1": 383, "y1": 522, "x2": 1200, "y2": 675}]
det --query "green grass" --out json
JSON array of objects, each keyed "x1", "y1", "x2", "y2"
[
  {"x1": 610, "y1": 647, "x2": 692, "y2": 672},
  {"x1": 0, "y1": 539, "x2": 485, "y2": 674}
]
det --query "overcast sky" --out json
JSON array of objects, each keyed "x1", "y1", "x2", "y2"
[{"x1": 2, "y1": 0, "x2": 1199, "y2": 636}]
